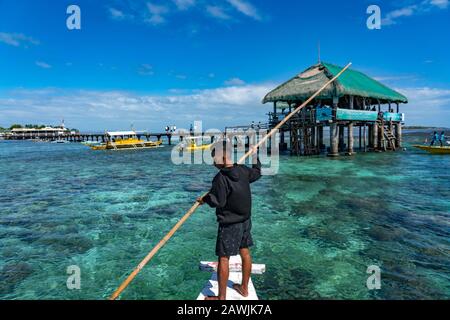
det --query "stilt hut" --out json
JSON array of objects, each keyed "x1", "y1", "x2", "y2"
[{"x1": 262, "y1": 62, "x2": 408, "y2": 156}]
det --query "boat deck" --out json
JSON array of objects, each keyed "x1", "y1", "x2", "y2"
[
  {"x1": 197, "y1": 272, "x2": 258, "y2": 300},
  {"x1": 196, "y1": 255, "x2": 265, "y2": 300}
]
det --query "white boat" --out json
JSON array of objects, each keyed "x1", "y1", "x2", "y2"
[
  {"x1": 197, "y1": 255, "x2": 265, "y2": 300},
  {"x1": 81, "y1": 141, "x2": 102, "y2": 146}
]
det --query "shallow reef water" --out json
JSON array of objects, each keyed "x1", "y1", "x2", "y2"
[{"x1": 0, "y1": 133, "x2": 449, "y2": 299}]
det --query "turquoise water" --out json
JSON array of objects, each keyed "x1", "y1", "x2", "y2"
[{"x1": 0, "y1": 134, "x2": 449, "y2": 300}]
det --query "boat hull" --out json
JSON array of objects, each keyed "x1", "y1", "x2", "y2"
[
  {"x1": 91, "y1": 140, "x2": 162, "y2": 150},
  {"x1": 178, "y1": 144, "x2": 212, "y2": 152},
  {"x1": 413, "y1": 145, "x2": 450, "y2": 154}
]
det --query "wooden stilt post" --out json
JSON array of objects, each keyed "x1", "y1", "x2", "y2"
[
  {"x1": 288, "y1": 103, "x2": 292, "y2": 152},
  {"x1": 318, "y1": 125, "x2": 324, "y2": 152},
  {"x1": 329, "y1": 123, "x2": 339, "y2": 157},
  {"x1": 347, "y1": 95, "x2": 354, "y2": 155},
  {"x1": 373, "y1": 120, "x2": 378, "y2": 150},
  {"x1": 273, "y1": 102, "x2": 277, "y2": 126},
  {"x1": 396, "y1": 121, "x2": 402, "y2": 148},
  {"x1": 347, "y1": 124, "x2": 354, "y2": 155},
  {"x1": 359, "y1": 125, "x2": 362, "y2": 150},
  {"x1": 338, "y1": 124, "x2": 345, "y2": 152},
  {"x1": 363, "y1": 124, "x2": 367, "y2": 152},
  {"x1": 311, "y1": 124, "x2": 316, "y2": 154},
  {"x1": 380, "y1": 117, "x2": 385, "y2": 151},
  {"x1": 328, "y1": 97, "x2": 339, "y2": 157}
]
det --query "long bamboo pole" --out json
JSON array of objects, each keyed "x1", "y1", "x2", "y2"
[{"x1": 109, "y1": 62, "x2": 352, "y2": 300}]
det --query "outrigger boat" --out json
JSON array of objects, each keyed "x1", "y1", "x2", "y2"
[
  {"x1": 413, "y1": 145, "x2": 450, "y2": 154},
  {"x1": 90, "y1": 131, "x2": 162, "y2": 150},
  {"x1": 178, "y1": 136, "x2": 212, "y2": 152},
  {"x1": 197, "y1": 255, "x2": 265, "y2": 300}
]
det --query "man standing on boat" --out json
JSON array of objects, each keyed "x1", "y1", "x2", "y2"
[
  {"x1": 197, "y1": 140, "x2": 261, "y2": 300},
  {"x1": 439, "y1": 131, "x2": 445, "y2": 147},
  {"x1": 430, "y1": 131, "x2": 439, "y2": 146}
]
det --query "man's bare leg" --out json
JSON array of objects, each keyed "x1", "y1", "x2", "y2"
[
  {"x1": 205, "y1": 256, "x2": 229, "y2": 300},
  {"x1": 233, "y1": 248, "x2": 251, "y2": 297}
]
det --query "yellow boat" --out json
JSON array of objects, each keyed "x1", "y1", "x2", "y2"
[
  {"x1": 178, "y1": 136, "x2": 212, "y2": 152},
  {"x1": 413, "y1": 145, "x2": 450, "y2": 154},
  {"x1": 91, "y1": 131, "x2": 162, "y2": 150}
]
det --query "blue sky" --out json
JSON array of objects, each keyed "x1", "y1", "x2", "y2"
[{"x1": 0, "y1": 0, "x2": 449, "y2": 131}]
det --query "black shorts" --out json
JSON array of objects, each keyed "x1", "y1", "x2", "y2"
[{"x1": 216, "y1": 219, "x2": 253, "y2": 257}]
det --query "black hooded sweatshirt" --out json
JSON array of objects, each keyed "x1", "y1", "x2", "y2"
[{"x1": 204, "y1": 160, "x2": 261, "y2": 225}]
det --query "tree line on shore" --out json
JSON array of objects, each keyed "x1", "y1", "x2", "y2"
[{"x1": 0, "y1": 124, "x2": 79, "y2": 132}]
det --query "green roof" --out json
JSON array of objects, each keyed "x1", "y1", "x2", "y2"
[{"x1": 263, "y1": 62, "x2": 408, "y2": 104}]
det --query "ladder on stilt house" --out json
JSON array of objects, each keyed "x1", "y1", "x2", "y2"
[
  {"x1": 291, "y1": 108, "x2": 318, "y2": 156},
  {"x1": 377, "y1": 115, "x2": 396, "y2": 151},
  {"x1": 302, "y1": 127, "x2": 318, "y2": 155}
]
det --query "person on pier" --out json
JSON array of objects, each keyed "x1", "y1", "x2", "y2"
[{"x1": 197, "y1": 140, "x2": 261, "y2": 300}]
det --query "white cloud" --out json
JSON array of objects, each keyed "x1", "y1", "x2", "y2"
[
  {"x1": 397, "y1": 87, "x2": 450, "y2": 127},
  {"x1": 0, "y1": 32, "x2": 39, "y2": 47},
  {"x1": 206, "y1": 5, "x2": 231, "y2": 20},
  {"x1": 146, "y1": 3, "x2": 170, "y2": 25},
  {"x1": 108, "y1": 0, "x2": 264, "y2": 27},
  {"x1": 225, "y1": 78, "x2": 246, "y2": 86},
  {"x1": 35, "y1": 61, "x2": 51, "y2": 69},
  {"x1": 108, "y1": 7, "x2": 133, "y2": 20},
  {"x1": 430, "y1": 0, "x2": 449, "y2": 9},
  {"x1": 0, "y1": 84, "x2": 273, "y2": 131},
  {"x1": 382, "y1": 5, "x2": 417, "y2": 25},
  {"x1": 138, "y1": 64, "x2": 154, "y2": 76},
  {"x1": 382, "y1": 0, "x2": 449, "y2": 26},
  {"x1": 1, "y1": 84, "x2": 449, "y2": 130},
  {"x1": 227, "y1": 0, "x2": 261, "y2": 20},
  {"x1": 173, "y1": 0, "x2": 196, "y2": 10},
  {"x1": 373, "y1": 75, "x2": 417, "y2": 82}
]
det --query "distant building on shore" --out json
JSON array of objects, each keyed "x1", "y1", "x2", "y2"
[{"x1": 9, "y1": 121, "x2": 75, "y2": 140}]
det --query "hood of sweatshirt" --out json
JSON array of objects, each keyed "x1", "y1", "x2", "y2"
[{"x1": 220, "y1": 164, "x2": 241, "y2": 182}]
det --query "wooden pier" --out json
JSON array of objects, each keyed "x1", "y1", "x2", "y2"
[
  {"x1": 5, "y1": 129, "x2": 265, "y2": 150},
  {"x1": 6, "y1": 131, "x2": 175, "y2": 145}
]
